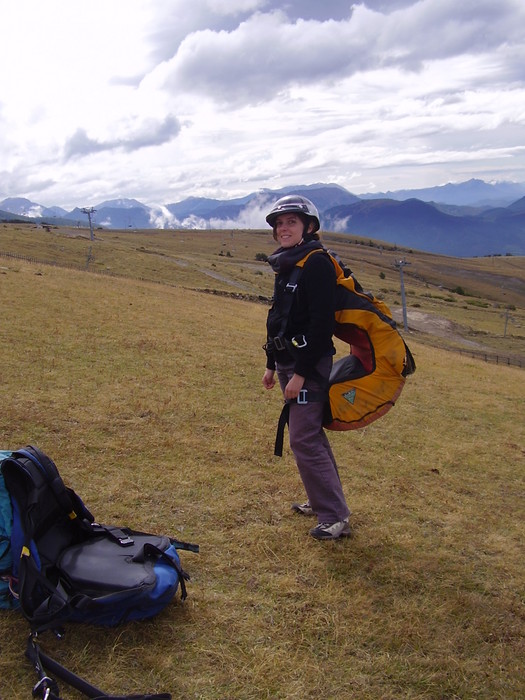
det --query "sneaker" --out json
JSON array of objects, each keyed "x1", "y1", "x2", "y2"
[
  {"x1": 309, "y1": 519, "x2": 351, "y2": 540},
  {"x1": 291, "y1": 501, "x2": 315, "y2": 516}
]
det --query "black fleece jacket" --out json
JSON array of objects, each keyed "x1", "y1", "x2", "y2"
[{"x1": 265, "y1": 246, "x2": 336, "y2": 378}]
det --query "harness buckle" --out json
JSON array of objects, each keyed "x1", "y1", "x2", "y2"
[
  {"x1": 272, "y1": 336, "x2": 286, "y2": 351},
  {"x1": 297, "y1": 389, "x2": 308, "y2": 404},
  {"x1": 32, "y1": 677, "x2": 55, "y2": 700},
  {"x1": 117, "y1": 535, "x2": 135, "y2": 547},
  {"x1": 285, "y1": 282, "x2": 298, "y2": 293}
]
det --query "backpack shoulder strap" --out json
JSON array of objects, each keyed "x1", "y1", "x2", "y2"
[
  {"x1": 13, "y1": 446, "x2": 79, "y2": 520},
  {"x1": 272, "y1": 248, "x2": 332, "y2": 344},
  {"x1": 271, "y1": 262, "x2": 304, "y2": 347},
  {"x1": 295, "y1": 248, "x2": 319, "y2": 268},
  {"x1": 6, "y1": 447, "x2": 134, "y2": 547}
]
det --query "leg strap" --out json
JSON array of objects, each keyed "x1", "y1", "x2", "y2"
[{"x1": 274, "y1": 388, "x2": 326, "y2": 457}]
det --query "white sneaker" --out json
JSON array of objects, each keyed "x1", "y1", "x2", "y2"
[
  {"x1": 309, "y1": 519, "x2": 351, "y2": 540},
  {"x1": 291, "y1": 501, "x2": 315, "y2": 516}
]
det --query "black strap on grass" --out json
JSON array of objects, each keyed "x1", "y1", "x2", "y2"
[{"x1": 26, "y1": 633, "x2": 172, "y2": 700}]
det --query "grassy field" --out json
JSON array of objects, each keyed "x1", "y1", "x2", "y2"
[
  {"x1": 0, "y1": 224, "x2": 524, "y2": 699},
  {"x1": 2, "y1": 221, "x2": 524, "y2": 362}
]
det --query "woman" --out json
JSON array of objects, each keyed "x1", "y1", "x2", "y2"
[{"x1": 262, "y1": 195, "x2": 351, "y2": 540}]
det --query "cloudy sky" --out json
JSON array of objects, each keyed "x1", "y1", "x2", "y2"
[{"x1": 1, "y1": 0, "x2": 525, "y2": 213}]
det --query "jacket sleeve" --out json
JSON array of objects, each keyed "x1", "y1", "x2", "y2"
[{"x1": 265, "y1": 342, "x2": 276, "y2": 371}]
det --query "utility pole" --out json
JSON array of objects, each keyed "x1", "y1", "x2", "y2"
[
  {"x1": 501, "y1": 307, "x2": 515, "y2": 338},
  {"x1": 80, "y1": 207, "x2": 96, "y2": 241},
  {"x1": 85, "y1": 245, "x2": 93, "y2": 270},
  {"x1": 395, "y1": 258, "x2": 411, "y2": 332}
]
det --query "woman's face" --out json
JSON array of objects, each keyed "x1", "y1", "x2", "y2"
[{"x1": 274, "y1": 213, "x2": 306, "y2": 248}]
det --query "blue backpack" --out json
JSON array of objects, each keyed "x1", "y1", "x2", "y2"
[
  {"x1": 0, "y1": 445, "x2": 199, "y2": 700},
  {"x1": 0, "y1": 450, "x2": 15, "y2": 609}
]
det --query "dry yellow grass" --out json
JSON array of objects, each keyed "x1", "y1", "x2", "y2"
[
  {"x1": 0, "y1": 229, "x2": 524, "y2": 699},
  {"x1": 2, "y1": 222, "x2": 524, "y2": 363}
]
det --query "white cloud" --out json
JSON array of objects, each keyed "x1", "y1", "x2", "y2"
[
  {"x1": 63, "y1": 115, "x2": 181, "y2": 159},
  {"x1": 0, "y1": 0, "x2": 524, "y2": 210},
  {"x1": 148, "y1": 205, "x2": 180, "y2": 229}
]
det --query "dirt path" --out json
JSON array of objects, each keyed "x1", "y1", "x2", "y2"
[{"x1": 391, "y1": 308, "x2": 486, "y2": 349}]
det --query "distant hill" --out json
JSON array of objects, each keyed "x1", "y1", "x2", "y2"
[
  {"x1": 506, "y1": 195, "x2": 525, "y2": 213},
  {"x1": 0, "y1": 197, "x2": 68, "y2": 219},
  {"x1": 1, "y1": 180, "x2": 524, "y2": 257},
  {"x1": 359, "y1": 178, "x2": 525, "y2": 207},
  {"x1": 66, "y1": 203, "x2": 153, "y2": 230},
  {"x1": 323, "y1": 198, "x2": 524, "y2": 257},
  {"x1": 0, "y1": 208, "x2": 30, "y2": 223}
]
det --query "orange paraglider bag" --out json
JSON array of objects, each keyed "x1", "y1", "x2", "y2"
[
  {"x1": 298, "y1": 251, "x2": 415, "y2": 431},
  {"x1": 272, "y1": 249, "x2": 415, "y2": 456}
]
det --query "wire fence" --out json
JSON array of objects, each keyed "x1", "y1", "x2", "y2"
[
  {"x1": 456, "y1": 347, "x2": 523, "y2": 369},
  {"x1": 0, "y1": 250, "x2": 101, "y2": 273}
]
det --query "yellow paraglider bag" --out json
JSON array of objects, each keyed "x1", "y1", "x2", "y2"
[
  {"x1": 272, "y1": 249, "x2": 415, "y2": 456},
  {"x1": 299, "y1": 251, "x2": 416, "y2": 431}
]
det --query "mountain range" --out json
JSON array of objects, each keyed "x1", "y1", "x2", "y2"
[{"x1": 1, "y1": 179, "x2": 525, "y2": 257}]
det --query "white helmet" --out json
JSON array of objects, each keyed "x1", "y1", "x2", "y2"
[{"x1": 265, "y1": 195, "x2": 320, "y2": 233}]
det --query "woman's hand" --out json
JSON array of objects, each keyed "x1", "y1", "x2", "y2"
[
  {"x1": 284, "y1": 373, "x2": 305, "y2": 400},
  {"x1": 262, "y1": 368, "x2": 276, "y2": 390}
]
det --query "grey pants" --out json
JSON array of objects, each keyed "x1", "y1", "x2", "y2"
[{"x1": 276, "y1": 357, "x2": 350, "y2": 524}]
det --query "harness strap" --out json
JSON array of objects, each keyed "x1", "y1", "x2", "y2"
[
  {"x1": 91, "y1": 523, "x2": 135, "y2": 547},
  {"x1": 269, "y1": 248, "x2": 335, "y2": 352},
  {"x1": 271, "y1": 265, "x2": 303, "y2": 347},
  {"x1": 274, "y1": 388, "x2": 327, "y2": 457},
  {"x1": 274, "y1": 404, "x2": 290, "y2": 457}
]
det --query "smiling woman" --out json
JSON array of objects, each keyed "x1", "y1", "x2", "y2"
[
  {"x1": 273, "y1": 213, "x2": 304, "y2": 248},
  {"x1": 262, "y1": 195, "x2": 352, "y2": 540}
]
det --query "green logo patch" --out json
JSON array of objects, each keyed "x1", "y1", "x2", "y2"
[{"x1": 342, "y1": 388, "x2": 356, "y2": 404}]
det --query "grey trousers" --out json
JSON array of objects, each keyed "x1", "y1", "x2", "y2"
[{"x1": 276, "y1": 357, "x2": 350, "y2": 524}]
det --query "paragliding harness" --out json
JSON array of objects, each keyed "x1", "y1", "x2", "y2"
[
  {"x1": 271, "y1": 249, "x2": 416, "y2": 456},
  {"x1": 0, "y1": 445, "x2": 199, "y2": 700}
]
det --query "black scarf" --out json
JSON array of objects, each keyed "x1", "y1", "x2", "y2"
[{"x1": 267, "y1": 240, "x2": 324, "y2": 274}]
